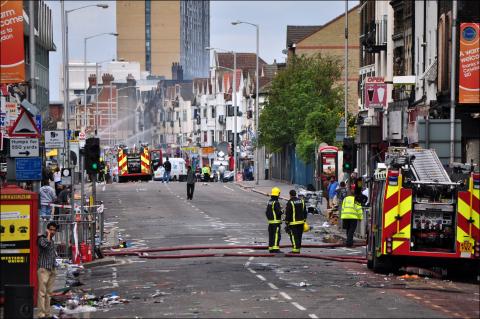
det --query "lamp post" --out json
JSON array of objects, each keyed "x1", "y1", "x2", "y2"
[
  {"x1": 206, "y1": 47, "x2": 237, "y2": 181},
  {"x1": 84, "y1": 33, "x2": 118, "y2": 131},
  {"x1": 232, "y1": 20, "x2": 260, "y2": 184},
  {"x1": 62, "y1": 2, "x2": 108, "y2": 224},
  {"x1": 63, "y1": 2, "x2": 108, "y2": 163}
]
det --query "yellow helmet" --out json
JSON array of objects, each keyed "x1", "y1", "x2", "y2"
[
  {"x1": 303, "y1": 221, "x2": 310, "y2": 232},
  {"x1": 271, "y1": 187, "x2": 281, "y2": 197}
]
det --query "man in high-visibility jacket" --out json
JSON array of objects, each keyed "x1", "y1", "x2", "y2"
[
  {"x1": 266, "y1": 187, "x2": 283, "y2": 253},
  {"x1": 341, "y1": 194, "x2": 364, "y2": 247},
  {"x1": 285, "y1": 189, "x2": 306, "y2": 253}
]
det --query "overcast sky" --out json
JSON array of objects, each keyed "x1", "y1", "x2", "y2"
[{"x1": 47, "y1": 0, "x2": 358, "y2": 101}]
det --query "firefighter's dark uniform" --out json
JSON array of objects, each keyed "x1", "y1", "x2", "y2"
[
  {"x1": 266, "y1": 196, "x2": 283, "y2": 252},
  {"x1": 285, "y1": 196, "x2": 306, "y2": 253}
]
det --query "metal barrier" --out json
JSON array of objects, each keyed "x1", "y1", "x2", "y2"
[{"x1": 38, "y1": 201, "x2": 104, "y2": 261}]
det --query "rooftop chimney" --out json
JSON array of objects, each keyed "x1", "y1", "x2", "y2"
[
  {"x1": 88, "y1": 74, "x2": 97, "y2": 87},
  {"x1": 102, "y1": 73, "x2": 114, "y2": 86}
]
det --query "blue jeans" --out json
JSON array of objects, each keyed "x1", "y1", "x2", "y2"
[
  {"x1": 163, "y1": 171, "x2": 171, "y2": 183},
  {"x1": 40, "y1": 205, "x2": 52, "y2": 220}
]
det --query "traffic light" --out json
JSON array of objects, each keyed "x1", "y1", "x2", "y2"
[
  {"x1": 342, "y1": 137, "x2": 356, "y2": 173},
  {"x1": 84, "y1": 137, "x2": 100, "y2": 175}
]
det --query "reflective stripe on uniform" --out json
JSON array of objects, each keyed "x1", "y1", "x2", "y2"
[{"x1": 290, "y1": 200, "x2": 305, "y2": 225}]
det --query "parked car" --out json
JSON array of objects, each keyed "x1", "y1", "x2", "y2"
[{"x1": 222, "y1": 170, "x2": 234, "y2": 182}]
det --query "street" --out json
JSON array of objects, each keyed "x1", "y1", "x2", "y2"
[{"x1": 79, "y1": 181, "x2": 479, "y2": 318}]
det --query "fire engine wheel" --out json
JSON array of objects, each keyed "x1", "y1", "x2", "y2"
[
  {"x1": 372, "y1": 254, "x2": 391, "y2": 274},
  {"x1": 367, "y1": 257, "x2": 374, "y2": 269},
  {"x1": 118, "y1": 176, "x2": 126, "y2": 183}
]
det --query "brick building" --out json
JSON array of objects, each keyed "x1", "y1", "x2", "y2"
[{"x1": 286, "y1": 4, "x2": 361, "y2": 114}]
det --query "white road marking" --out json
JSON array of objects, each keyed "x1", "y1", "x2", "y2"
[
  {"x1": 268, "y1": 283, "x2": 279, "y2": 290},
  {"x1": 309, "y1": 314, "x2": 318, "y2": 318},
  {"x1": 223, "y1": 185, "x2": 234, "y2": 192},
  {"x1": 291, "y1": 302, "x2": 306, "y2": 311},
  {"x1": 248, "y1": 257, "x2": 254, "y2": 261},
  {"x1": 111, "y1": 267, "x2": 119, "y2": 288},
  {"x1": 279, "y1": 292, "x2": 292, "y2": 300},
  {"x1": 245, "y1": 261, "x2": 250, "y2": 267},
  {"x1": 256, "y1": 275, "x2": 266, "y2": 281},
  {"x1": 247, "y1": 268, "x2": 257, "y2": 274}
]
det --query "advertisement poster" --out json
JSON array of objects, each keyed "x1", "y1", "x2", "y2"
[
  {"x1": 364, "y1": 77, "x2": 387, "y2": 108},
  {"x1": 0, "y1": 0, "x2": 25, "y2": 84},
  {"x1": 459, "y1": 23, "x2": 480, "y2": 104}
]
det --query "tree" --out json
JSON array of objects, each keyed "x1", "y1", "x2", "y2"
[{"x1": 259, "y1": 54, "x2": 344, "y2": 162}]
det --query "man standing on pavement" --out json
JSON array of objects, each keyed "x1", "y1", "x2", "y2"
[
  {"x1": 39, "y1": 180, "x2": 56, "y2": 221},
  {"x1": 37, "y1": 221, "x2": 58, "y2": 319},
  {"x1": 186, "y1": 165, "x2": 196, "y2": 200},
  {"x1": 218, "y1": 163, "x2": 225, "y2": 182},
  {"x1": 340, "y1": 192, "x2": 364, "y2": 247},
  {"x1": 285, "y1": 190, "x2": 306, "y2": 253},
  {"x1": 327, "y1": 177, "x2": 339, "y2": 209},
  {"x1": 163, "y1": 157, "x2": 172, "y2": 183},
  {"x1": 53, "y1": 167, "x2": 62, "y2": 196},
  {"x1": 266, "y1": 187, "x2": 283, "y2": 253}
]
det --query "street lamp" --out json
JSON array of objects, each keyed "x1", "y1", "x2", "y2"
[
  {"x1": 62, "y1": 2, "x2": 108, "y2": 166},
  {"x1": 84, "y1": 32, "x2": 118, "y2": 130},
  {"x1": 205, "y1": 47, "x2": 238, "y2": 182},
  {"x1": 232, "y1": 20, "x2": 260, "y2": 185}
]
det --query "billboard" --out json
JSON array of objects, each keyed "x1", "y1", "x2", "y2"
[
  {"x1": 0, "y1": 0, "x2": 25, "y2": 84},
  {"x1": 459, "y1": 23, "x2": 480, "y2": 104},
  {"x1": 364, "y1": 77, "x2": 387, "y2": 108}
]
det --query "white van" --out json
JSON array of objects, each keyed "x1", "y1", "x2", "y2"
[{"x1": 169, "y1": 158, "x2": 187, "y2": 181}]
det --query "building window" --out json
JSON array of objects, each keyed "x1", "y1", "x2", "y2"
[
  {"x1": 203, "y1": 131, "x2": 207, "y2": 142},
  {"x1": 203, "y1": 108, "x2": 207, "y2": 118},
  {"x1": 437, "y1": 13, "x2": 452, "y2": 92},
  {"x1": 211, "y1": 106, "x2": 216, "y2": 118},
  {"x1": 145, "y1": 0, "x2": 151, "y2": 72}
]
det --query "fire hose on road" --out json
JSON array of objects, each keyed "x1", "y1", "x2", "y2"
[{"x1": 102, "y1": 243, "x2": 367, "y2": 264}]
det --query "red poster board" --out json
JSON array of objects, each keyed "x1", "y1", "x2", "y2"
[
  {"x1": 459, "y1": 23, "x2": 480, "y2": 104},
  {"x1": 0, "y1": 0, "x2": 25, "y2": 84}
]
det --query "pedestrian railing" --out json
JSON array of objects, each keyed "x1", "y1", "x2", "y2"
[{"x1": 39, "y1": 201, "x2": 104, "y2": 261}]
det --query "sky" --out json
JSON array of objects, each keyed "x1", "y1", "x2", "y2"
[{"x1": 47, "y1": 0, "x2": 359, "y2": 101}]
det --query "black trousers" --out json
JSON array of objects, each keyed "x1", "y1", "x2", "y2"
[
  {"x1": 187, "y1": 183, "x2": 195, "y2": 199},
  {"x1": 288, "y1": 224, "x2": 304, "y2": 253},
  {"x1": 343, "y1": 219, "x2": 358, "y2": 247},
  {"x1": 268, "y1": 223, "x2": 282, "y2": 251}
]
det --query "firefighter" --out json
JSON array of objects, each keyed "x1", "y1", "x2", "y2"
[
  {"x1": 284, "y1": 189, "x2": 306, "y2": 253},
  {"x1": 340, "y1": 193, "x2": 364, "y2": 247},
  {"x1": 266, "y1": 187, "x2": 283, "y2": 253}
]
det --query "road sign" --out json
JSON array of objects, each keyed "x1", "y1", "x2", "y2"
[
  {"x1": 364, "y1": 77, "x2": 387, "y2": 109},
  {"x1": 15, "y1": 157, "x2": 42, "y2": 181},
  {"x1": 8, "y1": 110, "x2": 40, "y2": 137},
  {"x1": 9, "y1": 138, "x2": 39, "y2": 157},
  {"x1": 45, "y1": 130, "x2": 65, "y2": 149},
  {"x1": 61, "y1": 168, "x2": 72, "y2": 185},
  {"x1": 79, "y1": 131, "x2": 86, "y2": 140}
]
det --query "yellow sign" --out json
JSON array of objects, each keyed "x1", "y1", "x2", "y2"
[
  {"x1": 0, "y1": 255, "x2": 27, "y2": 264},
  {"x1": 1, "y1": 194, "x2": 32, "y2": 200},
  {"x1": 0, "y1": 205, "x2": 30, "y2": 242}
]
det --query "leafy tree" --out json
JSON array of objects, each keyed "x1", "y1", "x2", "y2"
[{"x1": 259, "y1": 54, "x2": 344, "y2": 162}]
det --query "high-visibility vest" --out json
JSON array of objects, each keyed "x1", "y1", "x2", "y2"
[{"x1": 341, "y1": 196, "x2": 363, "y2": 220}]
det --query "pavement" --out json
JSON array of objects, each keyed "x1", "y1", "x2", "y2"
[{"x1": 36, "y1": 180, "x2": 480, "y2": 318}]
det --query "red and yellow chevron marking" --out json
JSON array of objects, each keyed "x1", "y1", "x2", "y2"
[
  {"x1": 140, "y1": 148, "x2": 150, "y2": 174},
  {"x1": 456, "y1": 173, "x2": 480, "y2": 257},
  {"x1": 382, "y1": 171, "x2": 413, "y2": 255},
  {"x1": 118, "y1": 149, "x2": 128, "y2": 176}
]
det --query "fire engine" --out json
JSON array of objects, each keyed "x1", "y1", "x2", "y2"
[
  {"x1": 117, "y1": 144, "x2": 152, "y2": 182},
  {"x1": 366, "y1": 147, "x2": 479, "y2": 274}
]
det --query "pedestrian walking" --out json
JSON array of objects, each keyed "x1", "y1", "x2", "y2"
[
  {"x1": 39, "y1": 180, "x2": 56, "y2": 221},
  {"x1": 37, "y1": 221, "x2": 58, "y2": 319},
  {"x1": 266, "y1": 187, "x2": 283, "y2": 253},
  {"x1": 327, "y1": 177, "x2": 338, "y2": 209},
  {"x1": 218, "y1": 163, "x2": 225, "y2": 182},
  {"x1": 340, "y1": 193, "x2": 364, "y2": 247},
  {"x1": 285, "y1": 189, "x2": 306, "y2": 253},
  {"x1": 336, "y1": 181, "x2": 348, "y2": 207},
  {"x1": 186, "y1": 165, "x2": 196, "y2": 200},
  {"x1": 163, "y1": 157, "x2": 172, "y2": 183},
  {"x1": 53, "y1": 167, "x2": 62, "y2": 195}
]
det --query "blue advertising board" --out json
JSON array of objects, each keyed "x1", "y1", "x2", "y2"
[{"x1": 15, "y1": 157, "x2": 42, "y2": 181}]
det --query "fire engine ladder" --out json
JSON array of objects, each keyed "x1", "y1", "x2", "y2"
[{"x1": 407, "y1": 149, "x2": 452, "y2": 183}]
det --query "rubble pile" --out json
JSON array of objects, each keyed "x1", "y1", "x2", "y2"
[{"x1": 51, "y1": 259, "x2": 128, "y2": 317}]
